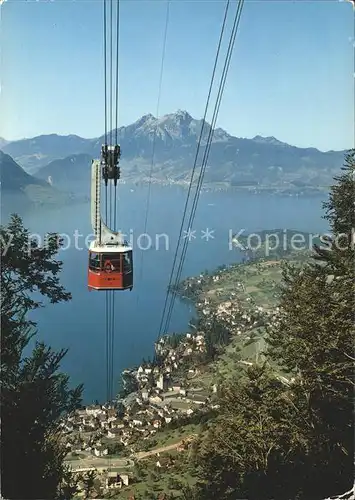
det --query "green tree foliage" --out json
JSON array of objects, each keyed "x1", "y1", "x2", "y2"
[
  {"x1": 165, "y1": 332, "x2": 187, "y2": 349},
  {"x1": 1, "y1": 214, "x2": 83, "y2": 499},
  {"x1": 265, "y1": 149, "x2": 355, "y2": 495},
  {"x1": 107, "y1": 441, "x2": 124, "y2": 455},
  {"x1": 189, "y1": 151, "x2": 355, "y2": 499},
  {"x1": 193, "y1": 365, "x2": 311, "y2": 499}
]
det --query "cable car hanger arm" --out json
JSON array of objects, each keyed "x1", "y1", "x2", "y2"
[{"x1": 91, "y1": 156, "x2": 126, "y2": 247}]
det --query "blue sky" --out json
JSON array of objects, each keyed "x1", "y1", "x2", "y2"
[{"x1": 0, "y1": 0, "x2": 353, "y2": 151}]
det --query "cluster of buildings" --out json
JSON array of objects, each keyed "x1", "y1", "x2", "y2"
[{"x1": 60, "y1": 331, "x2": 215, "y2": 461}]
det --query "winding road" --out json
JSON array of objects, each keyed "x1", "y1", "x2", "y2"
[{"x1": 65, "y1": 435, "x2": 197, "y2": 471}]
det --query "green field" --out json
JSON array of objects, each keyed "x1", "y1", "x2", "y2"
[{"x1": 200, "y1": 253, "x2": 307, "y2": 310}]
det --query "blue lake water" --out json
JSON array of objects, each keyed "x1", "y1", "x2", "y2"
[{"x1": 16, "y1": 184, "x2": 327, "y2": 404}]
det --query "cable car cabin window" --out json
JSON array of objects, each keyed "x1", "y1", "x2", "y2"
[
  {"x1": 89, "y1": 252, "x2": 101, "y2": 271},
  {"x1": 123, "y1": 252, "x2": 132, "y2": 274},
  {"x1": 102, "y1": 254, "x2": 121, "y2": 273}
]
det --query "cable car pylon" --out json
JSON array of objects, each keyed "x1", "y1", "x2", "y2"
[{"x1": 88, "y1": 144, "x2": 133, "y2": 291}]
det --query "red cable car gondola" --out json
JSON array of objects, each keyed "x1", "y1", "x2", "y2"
[
  {"x1": 88, "y1": 243, "x2": 133, "y2": 291},
  {"x1": 88, "y1": 151, "x2": 133, "y2": 292}
]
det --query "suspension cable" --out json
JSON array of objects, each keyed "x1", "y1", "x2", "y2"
[
  {"x1": 156, "y1": 0, "x2": 231, "y2": 343},
  {"x1": 103, "y1": 0, "x2": 107, "y2": 146},
  {"x1": 104, "y1": 0, "x2": 108, "y2": 227},
  {"x1": 163, "y1": 0, "x2": 244, "y2": 336},
  {"x1": 103, "y1": 0, "x2": 120, "y2": 410},
  {"x1": 109, "y1": 0, "x2": 120, "y2": 413},
  {"x1": 103, "y1": 0, "x2": 110, "y2": 407},
  {"x1": 110, "y1": 0, "x2": 113, "y2": 148},
  {"x1": 114, "y1": 0, "x2": 120, "y2": 232},
  {"x1": 136, "y1": 0, "x2": 170, "y2": 308}
]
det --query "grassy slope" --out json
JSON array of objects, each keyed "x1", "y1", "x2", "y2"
[{"x1": 191, "y1": 251, "x2": 308, "y2": 388}]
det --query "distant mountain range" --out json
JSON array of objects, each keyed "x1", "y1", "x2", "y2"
[
  {"x1": 1, "y1": 110, "x2": 348, "y2": 195},
  {"x1": 0, "y1": 150, "x2": 80, "y2": 214}
]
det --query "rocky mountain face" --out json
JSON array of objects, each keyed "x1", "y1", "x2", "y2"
[
  {"x1": 1, "y1": 110, "x2": 347, "y2": 191},
  {"x1": 35, "y1": 153, "x2": 93, "y2": 189},
  {"x1": 0, "y1": 150, "x2": 78, "y2": 214},
  {"x1": 0, "y1": 150, "x2": 49, "y2": 191}
]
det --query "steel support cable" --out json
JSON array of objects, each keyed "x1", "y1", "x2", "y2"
[
  {"x1": 104, "y1": 0, "x2": 108, "y2": 226},
  {"x1": 103, "y1": 0, "x2": 110, "y2": 407},
  {"x1": 136, "y1": 0, "x2": 170, "y2": 308},
  {"x1": 103, "y1": 0, "x2": 118, "y2": 412},
  {"x1": 156, "y1": 0, "x2": 231, "y2": 342},
  {"x1": 106, "y1": 0, "x2": 113, "y2": 406},
  {"x1": 110, "y1": 0, "x2": 120, "y2": 411},
  {"x1": 107, "y1": 0, "x2": 114, "y2": 404},
  {"x1": 103, "y1": 0, "x2": 108, "y2": 145},
  {"x1": 103, "y1": 0, "x2": 119, "y2": 417},
  {"x1": 105, "y1": 291, "x2": 110, "y2": 401},
  {"x1": 164, "y1": 0, "x2": 244, "y2": 334},
  {"x1": 109, "y1": 0, "x2": 113, "y2": 232},
  {"x1": 110, "y1": 0, "x2": 113, "y2": 148},
  {"x1": 162, "y1": 0, "x2": 244, "y2": 337},
  {"x1": 115, "y1": 0, "x2": 120, "y2": 146},
  {"x1": 114, "y1": 0, "x2": 120, "y2": 232}
]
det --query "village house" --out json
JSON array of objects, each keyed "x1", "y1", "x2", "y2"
[
  {"x1": 86, "y1": 405, "x2": 103, "y2": 418},
  {"x1": 149, "y1": 395, "x2": 163, "y2": 404},
  {"x1": 94, "y1": 445, "x2": 108, "y2": 457},
  {"x1": 131, "y1": 419, "x2": 143, "y2": 427},
  {"x1": 188, "y1": 394, "x2": 207, "y2": 405},
  {"x1": 141, "y1": 389, "x2": 149, "y2": 401},
  {"x1": 63, "y1": 422, "x2": 74, "y2": 433},
  {"x1": 156, "y1": 374, "x2": 167, "y2": 391},
  {"x1": 105, "y1": 472, "x2": 129, "y2": 489},
  {"x1": 98, "y1": 414, "x2": 108, "y2": 429},
  {"x1": 107, "y1": 428, "x2": 121, "y2": 439},
  {"x1": 82, "y1": 416, "x2": 97, "y2": 429},
  {"x1": 195, "y1": 334, "x2": 204, "y2": 345},
  {"x1": 107, "y1": 408, "x2": 117, "y2": 421},
  {"x1": 110, "y1": 419, "x2": 125, "y2": 429}
]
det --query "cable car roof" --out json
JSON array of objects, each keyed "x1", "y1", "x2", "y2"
[{"x1": 89, "y1": 241, "x2": 132, "y2": 253}]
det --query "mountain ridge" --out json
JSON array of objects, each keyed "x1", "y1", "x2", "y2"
[
  {"x1": 2, "y1": 110, "x2": 345, "y2": 157},
  {"x1": 2, "y1": 110, "x2": 348, "y2": 193}
]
